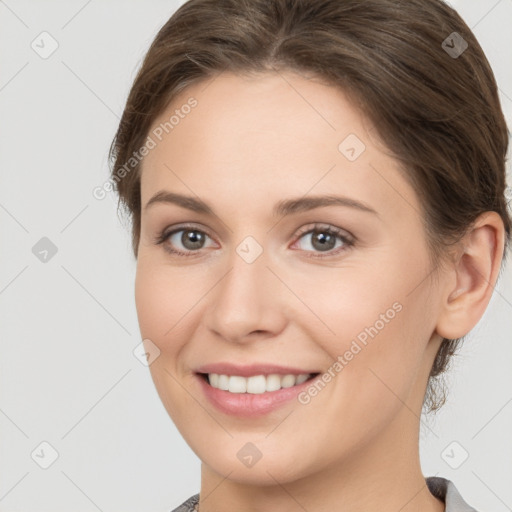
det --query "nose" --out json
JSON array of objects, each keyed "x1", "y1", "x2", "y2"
[{"x1": 203, "y1": 244, "x2": 287, "y2": 344}]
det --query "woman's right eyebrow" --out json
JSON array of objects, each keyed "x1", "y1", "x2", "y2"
[
  {"x1": 144, "y1": 190, "x2": 213, "y2": 214},
  {"x1": 144, "y1": 190, "x2": 380, "y2": 219}
]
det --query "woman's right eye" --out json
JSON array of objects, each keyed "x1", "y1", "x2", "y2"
[{"x1": 156, "y1": 226, "x2": 215, "y2": 257}]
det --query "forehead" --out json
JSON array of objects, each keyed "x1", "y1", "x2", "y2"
[
  {"x1": 139, "y1": 71, "x2": 418, "y2": 222},
  {"x1": 145, "y1": 70, "x2": 368, "y2": 163}
]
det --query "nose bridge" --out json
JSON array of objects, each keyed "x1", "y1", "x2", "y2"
[{"x1": 206, "y1": 237, "x2": 283, "y2": 341}]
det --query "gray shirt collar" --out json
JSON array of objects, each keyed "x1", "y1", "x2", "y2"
[{"x1": 171, "y1": 476, "x2": 478, "y2": 511}]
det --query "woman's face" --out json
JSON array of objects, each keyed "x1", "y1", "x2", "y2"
[{"x1": 135, "y1": 71, "x2": 445, "y2": 484}]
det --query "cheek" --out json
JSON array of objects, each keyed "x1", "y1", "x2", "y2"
[
  {"x1": 298, "y1": 302, "x2": 426, "y2": 462},
  {"x1": 135, "y1": 266, "x2": 168, "y2": 342},
  {"x1": 134, "y1": 262, "x2": 203, "y2": 421},
  {"x1": 288, "y1": 262, "x2": 406, "y2": 357},
  {"x1": 304, "y1": 259, "x2": 433, "y2": 406},
  {"x1": 134, "y1": 260, "x2": 204, "y2": 346}
]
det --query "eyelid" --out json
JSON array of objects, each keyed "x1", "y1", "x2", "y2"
[
  {"x1": 293, "y1": 222, "x2": 354, "y2": 241},
  {"x1": 155, "y1": 222, "x2": 213, "y2": 239}
]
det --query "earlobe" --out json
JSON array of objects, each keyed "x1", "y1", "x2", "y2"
[{"x1": 435, "y1": 212, "x2": 505, "y2": 340}]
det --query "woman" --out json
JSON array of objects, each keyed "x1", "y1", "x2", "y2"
[{"x1": 109, "y1": 0, "x2": 511, "y2": 510}]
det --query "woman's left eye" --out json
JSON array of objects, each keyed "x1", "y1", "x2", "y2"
[
  {"x1": 292, "y1": 225, "x2": 354, "y2": 258},
  {"x1": 154, "y1": 223, "x2": 354, "y2": 258}
]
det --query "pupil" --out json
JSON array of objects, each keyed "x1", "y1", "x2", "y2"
[
  {"x1": 313, "y1": 231, "x2": 335, "y2": 251},
  {"x1": 183, "y1": 230, "x2": 204, "y2": 249}
]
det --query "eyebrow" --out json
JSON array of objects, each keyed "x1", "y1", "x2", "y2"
[{"x1": 144, "y1": 191, "x2": 379, "y2": 217}]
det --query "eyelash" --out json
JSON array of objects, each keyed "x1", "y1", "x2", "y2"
[{"x1": 153, "y1": 222, "x2": 355, "y2": 259}]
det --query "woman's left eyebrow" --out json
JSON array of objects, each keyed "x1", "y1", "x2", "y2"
[
  {"x1": 144, "y1": 190, "x2": 380, "y2": 218},
  {"x1": 274, "y1": 195, "x2": 379, "y2": 218}
]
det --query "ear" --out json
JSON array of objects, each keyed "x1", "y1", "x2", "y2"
[{"x1": 435, "y1": 212, "x2": 506, "y2": 340}]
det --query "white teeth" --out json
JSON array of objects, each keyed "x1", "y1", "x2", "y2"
[
  {"x1": 266, "y1": 374, "x2": 282, "y2": 392},
  {"x1": 207, "y1": 373, "x2": 312, "y2": 394},
  {"x1": 281, "y1": 374, "x2": 296, "y2": 388},
  {"x1": 218, "y1": 374, "x2": 229, "y2": 391},
  {"x1": 247, "y1": 375, "x2": 266, "y2": 394},
  {"x1": 209, "y1": 373, "x2": 219, "y2": 388},
  {"x1": 228, "y1": 376, "x2": 247, "y2": 393},
  {"x1": 295, "y1": 373, "x2": 309, "y2": 385}
]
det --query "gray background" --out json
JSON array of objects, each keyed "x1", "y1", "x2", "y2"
[{"x1": 0, "y1": 1, "x2": 511, "y2": 511}]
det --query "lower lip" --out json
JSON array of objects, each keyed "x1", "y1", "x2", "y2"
[{"x1": 195, "y1": 373, "x2": 316, "y2": 417}]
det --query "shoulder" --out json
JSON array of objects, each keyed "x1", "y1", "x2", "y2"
[
  {"x1": 426, "y1": 476, "x2": 479, "y2": 512},
  {"x1": 169, "y1": 493, "x2": 200, "y2": 512}
]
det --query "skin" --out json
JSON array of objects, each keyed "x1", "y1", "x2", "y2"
[{"x1": 134, "y1": 70, "x2": 504, "y2": 512}]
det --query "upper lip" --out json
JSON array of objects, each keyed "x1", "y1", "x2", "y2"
[{"x1": 195, "y1": 362, "x2": 320, "y2": 377}]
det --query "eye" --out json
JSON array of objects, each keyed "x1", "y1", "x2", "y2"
[
  {"x1": 154, "y1": 224, "x2": 215, "y2": 257},
  {"x1": 291, "y1": 223, "x2": 354, "y2": 258},
  {"x1": 154, "y1": 222, "x2": 355, "y2": 259}
]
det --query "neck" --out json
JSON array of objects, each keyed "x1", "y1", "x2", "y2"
[{"x1": 197, "y1": 405, "x2": 445, "y2": 512}]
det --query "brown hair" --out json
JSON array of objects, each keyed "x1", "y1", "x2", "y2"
[{"x1": 109, "y1": 0, "x2": 511, "y2": 413}]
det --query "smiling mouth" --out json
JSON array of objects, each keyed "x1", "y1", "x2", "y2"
[{"x1": 198, "y1": 372, "x2": 320, "y2": 394}]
